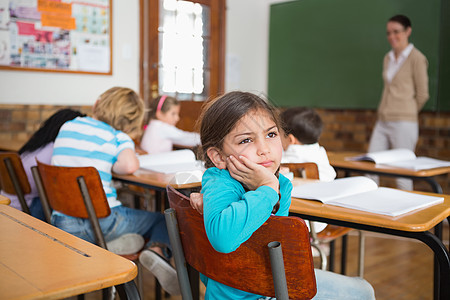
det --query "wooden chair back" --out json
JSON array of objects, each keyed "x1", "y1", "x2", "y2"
[
  {"x1": 166, "y1": 185, "x2": 317, "y2": 299},
  {"x1": 0, "y1": 152, "x2": 31, "y2": 213},
  {"x1": 34, "y1": 160, "x2": 110, "y2": 219},
  {"x1": 281, "y1": 162, "x2": 320, "y2": 180},
  {"x1": 33, "y1": 161, "x2": 144, "y2": 297}
]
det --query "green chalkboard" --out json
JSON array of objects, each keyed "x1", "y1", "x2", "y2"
[{"x1": 268, "y1": 0, "x2": 443, "y2": 111}]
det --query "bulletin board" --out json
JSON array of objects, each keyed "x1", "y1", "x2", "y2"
[{"x1": 0, "y1": 0, "x2": 112, "y2": 75}]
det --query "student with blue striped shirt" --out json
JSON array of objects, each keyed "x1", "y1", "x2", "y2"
[{"x1": 51, "y1": 87, "x2": 179, "y2": 296}]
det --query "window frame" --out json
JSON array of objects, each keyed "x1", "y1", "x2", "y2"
[{"x1": 139, "y1": 0, "x2": 226, "y2": 104}]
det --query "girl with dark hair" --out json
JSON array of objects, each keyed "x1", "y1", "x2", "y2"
[
  {"x1": 368, "y1": 14, "x2": 429, "y2": 190},
  {"x1": 197, "y1": 91, "x2": 375, "y2": 299},
  {"x1": 2, "y1": 109, "x2": 85, "y2": 220},
  {"x1": 19, "y1": 109, "x2": 85, "y2": 154}
]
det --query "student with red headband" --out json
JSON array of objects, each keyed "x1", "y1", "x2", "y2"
[{"x1": 140, "y1": 95, "x2": 200, "y2": 154}]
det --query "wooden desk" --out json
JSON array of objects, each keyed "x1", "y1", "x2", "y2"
[
  {"x1": 113, "y1": 169, "x2": 202, "y2": 211},
  {"x1": 0, "y1": 195, "x2": 10, "y2": 205},
  {"x1": 0, "y1": 140, "x2": 24, "y2": 152},
  {"x1": 0, "y1": 205, "x2": 139, "y2": 299},
  {"x1": 113, "y1": 169, "x2": 201, "y2": 191},
  {"x1": 328, "y1": 151, "x2": 450, "y2": 194},
  {"x1": 289, "y1": 188, "x2": 450, "y2": 300}
]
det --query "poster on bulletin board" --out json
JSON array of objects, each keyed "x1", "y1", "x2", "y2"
[{"x1": 0, "y1": 0, "x2": 112, "y2": 74}]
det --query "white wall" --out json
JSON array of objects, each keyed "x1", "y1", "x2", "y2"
[
  {"x1": 225, "y1": 0, "x2": 288, "y2": 95},
  {"x1": 0, "y1": 0, "x2": 288, "y2": 105}
]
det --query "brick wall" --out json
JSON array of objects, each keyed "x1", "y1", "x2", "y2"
[
  {"x1": 1, "y1": 104, "x2": 448, "y2": 193},
  {"x1": 317, "y1": 108, "x2": 450, "y2": 194},
  {"x1": 0, "y1": 104, "x2": 92, "y2": 144}
]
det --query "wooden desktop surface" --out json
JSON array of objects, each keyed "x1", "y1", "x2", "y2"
[
  {"x1": 328, "y1": 151, "x2": 450, "y2": 178},
  {"x1": 0, "y1": 195, "x2": 10, "y2": 205},
  {"x1": 113, "y1": 168, "x2": 201, "y2": 190},
  {"x1": 290, "y1": 178, "x2": 450, "y2": 232},
  {"x1": 0, "y1": 205, "x2": 137, "y2": 299}
]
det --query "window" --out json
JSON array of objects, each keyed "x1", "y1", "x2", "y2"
[{"x1": 140, "y1": 0, "x2": 225, "y2": 103}]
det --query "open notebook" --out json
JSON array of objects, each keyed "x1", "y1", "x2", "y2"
[
  {"x1": 138, "y1": 149, "x2": 204, "y2": 183},
  {"x1": 347, "y1": 149, "x2": 450, "y2": 171},
  {"x1": 291, "y1": 176, "x2": 444, "y2": 217}
]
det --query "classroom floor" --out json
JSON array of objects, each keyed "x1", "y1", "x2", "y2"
[{"x1": 75, "y1": 220, "x2": 448, "y2": 300}]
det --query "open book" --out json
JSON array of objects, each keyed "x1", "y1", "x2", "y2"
[
  {"x1": 348, "y1": 149, "x2": 450, "y2": 171},
  {"x1": 291, "y1": 176, "x2": 444, "y2": 217},
  {"x1": 138, "y1": 149, "x2": 204, "y2": 174}
]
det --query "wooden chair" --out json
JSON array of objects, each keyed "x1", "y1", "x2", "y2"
[
  {"x1": 281, "y1": 162, "x2": 365, "y2": 276},
  {"x1": 0, "y1": 152, "x2": 31, "y2": 214},
  {"x1": 31, "y1": 161, "x2": 141, "y2": 300},
  {"x1": 165, "y1": 185, "x2": 317, "y2": 300}
]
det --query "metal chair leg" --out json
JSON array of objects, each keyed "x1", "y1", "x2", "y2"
[
  {"x1": 358, "y1": 231, "x2": 365, "y2": 277},
  {"x1": 341, "y1": 235, "x2": 348, "y2": 275},
  {"x1": 164, "y1": 208, "x2": 193, "y2": 300},
  {"x1": 268, "y1": 241, "x2": 289, "y2": 300}
]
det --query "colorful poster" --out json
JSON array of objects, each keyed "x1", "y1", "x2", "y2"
[{"x1": 0, "y1": 0, "x2": 111, "y2": 73}]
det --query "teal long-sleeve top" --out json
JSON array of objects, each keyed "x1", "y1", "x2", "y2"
[{"x1": 201, "y1": 167, "x2": 293, "y2": 299}]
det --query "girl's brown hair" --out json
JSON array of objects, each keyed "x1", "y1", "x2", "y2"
[
  {"x1": 198, "y1": 91, "x2": 281, "y2": 168},
  {"x1": 148, "y1": 96, "x2": 180, "y2": 119},
  {"x1": 93, "y1": 87, "x2": 145, "y2": 140}
]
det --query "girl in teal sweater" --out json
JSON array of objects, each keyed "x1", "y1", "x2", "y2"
[{"x1": 198, "y1": 91, "x2": 375, "y2": 299}]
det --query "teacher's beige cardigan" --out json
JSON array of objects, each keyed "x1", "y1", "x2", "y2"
[{"x1": 377, "y1": 47, "x2": 429, "y2": 122}]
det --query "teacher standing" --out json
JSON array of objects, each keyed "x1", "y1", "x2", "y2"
[{"x1": 368, "y1": 15, "x2": 429, "y2": 190}]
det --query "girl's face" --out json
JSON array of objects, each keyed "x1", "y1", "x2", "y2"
[
  {"x1": 218, "y1": 109, "x2": 282, "y2": 174},
  {"x1": 386, "y1": 21, "x2": 411, "y2": 53},
  {"x1": 156, "y1": 104, "x2": 180, "y2": 126}
]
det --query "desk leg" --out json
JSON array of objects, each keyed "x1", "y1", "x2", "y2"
[
  {"x1": 423, "y1": 177, "x2": 443, "y2": 194},
  {"x1": 414, "y1": 231, "x2": 450, "y2": 300},
  {"x1": 434, "y1": 222, "x2": 444, "y2": 300},
  {"x1": 291, "y1": 214, "x2": 450, "y2": 300},
  {"x1": 448, "y1": 217, "x2": 450, "y2": 252},
  {"x1": 155, "y1": 191, "x2": 163, "y2": 212},
  {"x1": 116, "y1": 281, "x2": 141, "y2": 300}
]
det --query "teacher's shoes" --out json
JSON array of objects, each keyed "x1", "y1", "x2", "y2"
[{"x1": 139, "y1": 249, "x2": 180, "y2": 295}]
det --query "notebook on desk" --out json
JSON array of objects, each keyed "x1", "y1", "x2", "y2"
[
  {"x1": 347, "y1": 149, "x2": 450, "y2": 171},
  {"x1": 138, "y1": 150, "x2": 204, "y2": 184},
  {"x1": 291, "y1": 176, "x2": 444, "y2": 217},
  {"x1": 138, "y1": 149, "x2": 204, "y2": 173}
]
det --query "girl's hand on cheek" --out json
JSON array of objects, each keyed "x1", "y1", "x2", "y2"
[{"x1": 227, "y1": 155, "x2": 278, "y2": 193}]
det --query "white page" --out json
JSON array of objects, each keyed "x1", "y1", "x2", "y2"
[
  {"x1": 78, "y1": 44, "x2": 110, "y2": 73},
  {"x1": 349, "y1": 148, "x2": 416, "y2": 164},
  {"x1": 291, "y1": 176, "x2": 378, "y2": 202},
  {"x1": 170, "y1": 169, "x2": 203, "y2": 184},
  {"x1": 385, "y1": 156, "x2": 450, "y2": 171},
  {"x1": 140, "y1": 161, "x2": 204, "y2": 174},
  {"x1": 327, "y1": 187, "x2": 444, "y2": 217},
  {"x1": 138, "y1": 149, "x2": 196, "y2": 168}
]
